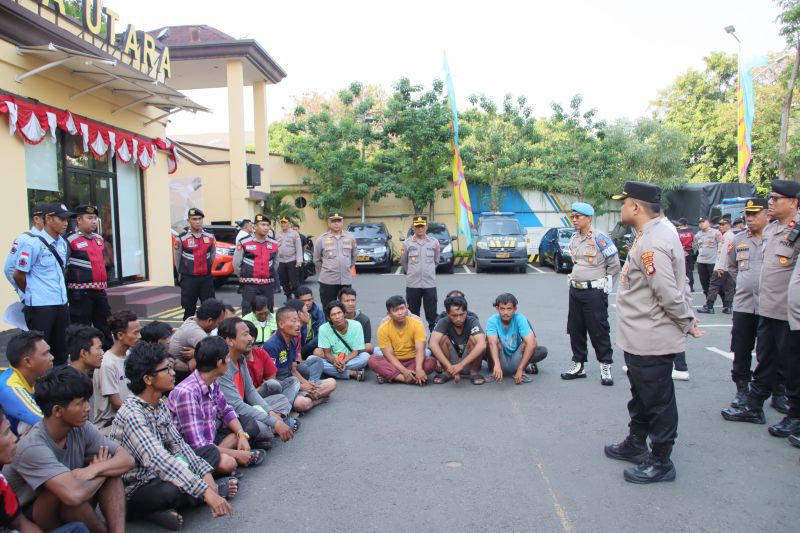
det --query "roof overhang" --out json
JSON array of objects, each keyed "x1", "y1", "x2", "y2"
[{"x1": 165, "y1": 40, "x2": 287, "y2": 90}]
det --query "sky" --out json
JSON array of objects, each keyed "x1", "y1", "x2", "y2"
[{"x1": 122, "y1": 0, "x2": 788, "y2": 135}]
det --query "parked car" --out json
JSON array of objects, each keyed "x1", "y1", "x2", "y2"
[
  {"x1": 403, "y1": 222, "x2": 455, "y2": 273},
  {"x1": 610, "y1": 222, "x2": 635, "y2": 264},
  {"x1": 171, "y1": 226, "x2": 235, "y2": 288},
  {"x1": 538, "y1": 227, "x2": 575, "y2": 273},
  {"x1": 347, "y1": 222, "x2": 395, "y2": 273},
  {"x1": 471, "y1": 212, "x2": 529, "y2": 273}
]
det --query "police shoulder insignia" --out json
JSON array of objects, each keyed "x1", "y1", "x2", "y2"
[
  {"x1": 727, "y1": 243, "x2": 734, "y2": 253},
  {"x1": 597, "y1": 237, "x2": 607, "y2": 247},
  {"x1": 641, "y1": 251, "x2": 656, "y2": 276},
  {"x1": 236, "y1": 243, "x2": 243, "y2": 251},
  {"x1": 173, "y1": 241, "x2": 179, "y2": 250},
  {"x1": 790, "y1": 220, "x2": 797, "y2": 229}
]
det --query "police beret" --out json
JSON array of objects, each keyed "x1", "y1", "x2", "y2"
[
  {"x1": 771, "y1": 179, "x2": 800, "y2": 198},
  {"x1": 254, "y1": 213, "x2": 270, "y2": 224},
  {"x1": 570, "y1": 202, "x2": 595, "y2": 216},
  {"x1": 744, "y1": 197, "x2": 768, "y2": 212},
  {"x1": 732, "y1": 217, "x2": 744, "y2": 225},
  {"x1": 412, "y1": 215, "x2": 428, "y2": 226},
  {"x1": 719, "y1": 217, "x2": 731, "y2": 225},
  {"x1": 74, "y1": 204, "x2": 98, "y2": 216},
  {"x1": 327, "y1": 212, "x2": 344, "y2": 221},
  {"x1": 711, "y1": 216, "x2": 721, "y2": 225},
  {"x1": 611, "y1": 181, "x2": 662, "y2": 204},
  {"x1": 187, "y1": 207, "x2": 205, "y2": 218}
]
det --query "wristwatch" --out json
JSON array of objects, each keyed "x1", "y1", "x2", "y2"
[{"x1": 237, "y1": 431, "x2": 250, "y2": 440}]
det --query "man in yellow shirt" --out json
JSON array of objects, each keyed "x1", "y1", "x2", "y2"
[{"x1": 368, "y1": 296, "x2": 437, "y2": 384}]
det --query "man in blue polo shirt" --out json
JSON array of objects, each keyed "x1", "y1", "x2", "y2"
[
  {"x1": 12, "y1": 203, "x2": 74, "y2": 366},
  {"x1": 485, "y1": 293, "x2": 548, "y2": 384},
  {"x1": 4, "y1": 204, "x2": 46, "y2": 298}
]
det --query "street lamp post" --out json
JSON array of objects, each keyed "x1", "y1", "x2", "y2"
[{"x1": 725, "y1": 26, "x2": 746, "y2": 183}]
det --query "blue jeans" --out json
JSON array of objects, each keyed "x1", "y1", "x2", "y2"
[
  {"x1": 298, "y1": 355, "x2": 325, "y2": 382},
  {"x1": 322, "y1": 352, "x2": 369, "y2": 379}
]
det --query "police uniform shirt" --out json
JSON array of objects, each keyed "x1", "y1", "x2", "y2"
[
  {"x1": 313, "y1": 231, "x2": 357, "y2": 285},
  {"x1": 173, "y1": 230, "x2": 215, "y2": 277},
  {"x1": 758, "y1": 214, "x2": 800, "y2": 322},
  {"x1": 713, "y1": 230, "x2": 736, "y2": 271},
  {"x1": 693, "y1": 227, "x2": 722, "y2": 264},
  {"x1": 275, "y1": 229, "x2": 303, "y2": 264},
  {"x1": 726, "y1": 230, "x2": 763, "y2": 315},
  {"x1": 400, "y1": 235, "x2": 440, "y2": 288},
  {"x1": 616, "y1": 217, "x2": 694, "y2": 356},
  {"x1": 568, "y1": 228, "x2": 621, "y2": 282},
  {"x1": 14, "y1": 231, "x2": 68, "y2": 306},
  {"x1": 787, "y1": 254, "x2": 800, "y2": 330},
  {"x1": 4, "y1": 227, "x2": 40, "y2": 295}
]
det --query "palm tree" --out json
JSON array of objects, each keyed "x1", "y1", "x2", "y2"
[{"x1": 264, "y1": 189, "x2": 304, "y2": 223}]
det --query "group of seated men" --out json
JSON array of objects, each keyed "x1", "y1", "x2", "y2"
[{"x1": 0, "y1": 285, "x2": 546, "y2": 531}]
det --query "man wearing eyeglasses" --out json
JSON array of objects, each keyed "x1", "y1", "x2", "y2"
[
  {"x1": 723, "y1": 180, "x2": 800, "y2": 443},
  {"x1": 561, "y1": 202, "x2": 621, "y2": 386}
]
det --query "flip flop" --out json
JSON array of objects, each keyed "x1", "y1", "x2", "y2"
[
  {"x1": 470, "y1": 374, "x2": 486, "y2": 385},
  {"x1": 519, "y1": 374, "x2": 533, "y2": 384},
  {"x1": 215, "y1": 477, "x2": 237, "y2": 499},
  {"x1": 247, "y1": 449, "x2": 267, "y2": 467},
  {"x1": 286, "y1": 416, "x2": 301, "y2": 432},
  {"x1": 433, "y1": 373, "x2": 451, "y2": 384},
  {"x1": 145, "y1": 509, "x2": 183, "y2": 531}
]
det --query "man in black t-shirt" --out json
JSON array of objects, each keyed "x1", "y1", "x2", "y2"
[
  {"x1": 429, "y1": 296, "x2": 487, "y2": 385},
  {"x1": 338, "y1": 287, "x2": 374, "y2": 354}
]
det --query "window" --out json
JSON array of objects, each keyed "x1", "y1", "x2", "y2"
[{"x1": 116, "y1": 162, "x2": 146, "y2": 280}]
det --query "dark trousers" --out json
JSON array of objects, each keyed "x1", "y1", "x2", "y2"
[
  {"x1": 24, "y1": 304, "x2": 70, "y2": 366},
  {"x1": 625, "y1": 352, "x2": 678, "y2": 451},
  {"x1": 684, "y1": 254, "x2": 695, "y2": 291},
  {"x1": 319, "y1": 283, "x2": 350, "y2": 309},
  {"x1": 241, "y1": 283, "x2": 274, "y2": 315},
  {"x1": 278, "y1": 261, "x2": 301, "y2": 299},
  {"x1": 127, "y1": 477, "x2": 204, "y2": 515},
  {"x1": 705, "y1": 272, "x2": 734, "y2": 308},
  {"x1": 674, "y1": 352, "x2": 688, "y2": 371},
  {"x1": 567, "y1": 287, "x2": 613, "y2": 364},
  {"x1": 749, "y1": 317, "x2": 800, "y2": 417},
  {"x1": 730, "y1": 311, "x2": 759, "y2": 383},
  {"x1": 697, "y1": 263, "x2": 714, "y2": 297},
  {"x1": 180, "y1": 275, "x2": 215, "y2": 320},
  {"x1": 68, "y1": 289, "x2": 112, "y2": 347},
  {"x1": 406, "y1": 287, "x2": 438, "y2": 330}
]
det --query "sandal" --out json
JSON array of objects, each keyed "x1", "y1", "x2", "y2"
[
  {"x1": 215, "y1": 476, "x2": 238, "y2": 499},
  {"x1": 286, "y1": 416, "x2": 301, "y2": 432},
  {"x1": 247, "y1": 448, "x2": 267, "y2": 467},
  {"x1": 470, "y1": 373, "x2": 486, "y2": 385},
  {"x1": 433, "y1": 373, "x2": 451, "y2": 384},
  {"x1": 145, "y1": 509, "x2": 183, "y2": 531},
  {"x1": 519, "y1": 374, "x2": 533, "y2": 384},
  {"x1": 350, "y1": 369, "x2": 366, "y2": 381},
  {"x1": 376, "y1": 374, "x2": 386, "y2": 384}
]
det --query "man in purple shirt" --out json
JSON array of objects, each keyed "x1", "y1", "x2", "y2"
[{"x1": 167, "y1": 337, "x2": 265, "y2": 476}]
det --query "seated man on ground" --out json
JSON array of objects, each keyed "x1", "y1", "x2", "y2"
[
  {"x1": 296, "y1": 287, "x2": 325, "y2": 358},
  {"x1": 217, "y1": 317, "x2": 297, "y2": 443},
  {"x1": 168, "y1": 336, "x2": 265, "y2": 476},
  {"x1": 368, "y1": 296, "x2": 437, "y2": 385},
  {"x1": 241, "y1": 295, "x2": 277, "y2": 346},
  {"x1": 242, "y1": 321, "x2": 281, "y2": 397},
  {"x1": 67, "y1": 325, "x2": 105, "y2": 376},
  {"x1": 110, "y1": 342, "x2": 235, "y2": 530},
  {"x1": 434, "y1": 290, "x2": 480, "y2": 324},
  {"x1": 263, "y1": 307, "x2": 336, "y2": 413},
  {"x1": 0, "y1": 331, "x2": 53, "y2": 436},
  {"x1": 285, "y1": 299, "x2": 328, "y2": 382},
  {"x1": 209, "y1": 305, "x2": 237, "y2": 336},
  {"x1": 429, "y1": 295, "x2": 487, "y2": 385},
  {"x1": 168, "y1": 298, "x2": 226, "y2": 383},
  {"x1": 140, "y1": 321, "x2": 174, "y2": 350},
  {"x1": 338, "y1": 287, "x2": 374, "y2": 354},
  {"x1": 485, "y1": 293, "x2": 548, "y2": 384},
  {"x1": 316, "y1": 300, "x2": 369, "y2": 381},
  {"x1": 3, "y1": 366, "x2": 134, "y2": 533},
  {"x1": 92, "y1": 310, "x2": 140, "y2": 431}
]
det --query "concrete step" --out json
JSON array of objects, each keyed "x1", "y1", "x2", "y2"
[
  {"x1": 124, "y1": 292, "x2": 182, "y2": 317},
  {"x1": 107, "y1": 285, "x2": 179, "y2": 310}
]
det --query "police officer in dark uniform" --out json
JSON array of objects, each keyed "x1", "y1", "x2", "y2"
[
  {"x1": 234, "y1": 213, "x2": 280, "y2": 314},
  {"x1": 173, "y1": 208, "x2": 216, "y2": 320},
  {"x1": 66, "y1": 205, "x2": 112, "y2": 346}
]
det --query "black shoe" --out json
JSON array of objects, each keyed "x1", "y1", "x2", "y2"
[
  {"x1": 768, "y1": 417, "x2": 800, "y2": 438},
  {"x1": 789, "y1": 434, "x2": 800, "y2": 449},
  {"x1": 731, "y1": 381, "x2": 750, "y2": 408},
  {"x1": 560, "y1": 361, "x2": 586, "y2": 380},
  {"x1": 771, "y1": 394, "x2": 789, "y2": 414},
  {"x1": 697, "y1": 305, "x2": 715, "y2": 314},
  {"x1": 722, "y1": 307, "x2": 732, "y2": 314},
  {"x1": 721, "y1": 405, "x2": 766, "y2": 424},
  {"x1": 623, "y1": 453, "x2": 676, "y2": 484},
  {"x1": 604, "y1": 436, "x2": 649, "y2": 464}
]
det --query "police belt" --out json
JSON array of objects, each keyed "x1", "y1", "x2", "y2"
[
  {"x1": 570, "y1": 278, "x2": 607, "y2": 290},
  {"x1": 67, "y1": 282, "x2": 107, "y2": 290},
  {"x1": 239, "y1": 277, "x2": 274, "y2": 285}
]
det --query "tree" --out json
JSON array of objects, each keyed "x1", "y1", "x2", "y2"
[
  {"x1": 263, "y1": 189, "x2": 304, "y2": 223},
  {"x1": 268, "y1": 121, "x2": 294, "y2": 156},
  {"x1": 775, "y1": 0, "x2": 800, "y2": 180},
  {"x1": 460, "y1": 94, "x2": 539, "y2": 211},
  {"x1": 375, "y1": 78, "x2": 452, "y2": 215}
]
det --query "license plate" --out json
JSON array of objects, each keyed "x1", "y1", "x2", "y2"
[
  {"x1": 495, "y1": 252, "x2": 510, "y2": 259},
  {"x1": 357, "y1": 255, "x2": 371, "y2": 262}
]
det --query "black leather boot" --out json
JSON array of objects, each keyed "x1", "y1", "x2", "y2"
[
  {"x1": 697, "y1": 304, "x2": 714, "y2": 314},
  {"x1": 604, "y1": 434, "x2": 649, "y2": 464},
  {"x1": 771, "y1": 384, "x2": 789, "y2": 414},
  {"x1": 623, "y1": 446, "x2": 676, "y2": 484},
  {"x1": 721, "y1": 403, "x2": 766, "y2": 424},
  {"x1": 768, "y1": 416, "x2": 800, "y2": 438},
  {"x1": 730, "y1": 381, "x2": 749, "y2": 408},
  {"x1": 788, "y1": 434, "x2": 800, "y2": 449}
]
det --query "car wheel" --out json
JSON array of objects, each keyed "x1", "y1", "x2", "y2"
[
  {"x1": 443, "y1": 263, "x2": 454, "y2": 274},
  {"x1": 554, "y1": 253, "x2": 563, "y2": 273},
  {"x1": 381, "y1": 256, "x2": 392, "y2": 273},
  {"x1": 518, "y1": 264, "x2": 527, "y2": 273},
  {"x1": 472, "y1": 256, "x2": 483, "y2": 273}
]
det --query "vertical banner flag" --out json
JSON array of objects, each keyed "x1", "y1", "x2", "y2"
[
  {"x1": 443, "y1": 53, "x2": 475, "y2": 249},
  {"x1": 737, "y1": 52, "x2": 769, "y2": 181}
]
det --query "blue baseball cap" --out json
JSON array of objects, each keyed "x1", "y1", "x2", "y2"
[{"x1": 571, "y1": 202, "x2": 595, "y2": 216}]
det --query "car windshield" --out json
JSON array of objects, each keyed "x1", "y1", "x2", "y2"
[
  {"x1": 349, "y1": 225, "x2": 387, "y2": 239},
  {"x1": 478, "y1": 219, "x2": 521, "y2": 236},
  {"x1": 558, "y1": 229, "x2": 575, "y2": 241},
  {"x1": 204, "y1": 227, "x2": 238, "y2": 245},
  {"x1": 408, "y1": 225, "x2": 450, "y2": 239}
]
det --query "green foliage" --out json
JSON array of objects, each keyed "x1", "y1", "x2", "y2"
[
  {"x1": 776, "y1": 0, "x2": 800, "y2": 45},
  {"x1": 268, "y1": 122, "x2": 293, "y2": 156},
  {"x1": 263, "y1": 189, "x2": 304, "y2": 224}
]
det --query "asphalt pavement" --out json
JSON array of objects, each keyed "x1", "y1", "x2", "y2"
[{"x1": 127, "y1": 264, "x2": 798, "y2": 533}]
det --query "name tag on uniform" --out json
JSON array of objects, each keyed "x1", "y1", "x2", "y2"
[
  {"x1": 245, "y1": 245, "x2": 257, "y2": 251},
  {"x1": 76, "y1": 241, "x2": 88, "y2": 249}
]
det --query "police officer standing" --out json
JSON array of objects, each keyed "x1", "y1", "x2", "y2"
[
  {"x1": 66, "y1": 205, "x2": 112, "y2": 346},
  {"x1": 786, "y1": 193, "x2": 800, "y2": 454},
  {"x1": 4, "y1": 203, "x2": 45, "y2": 296},
  {"x1": 561, "y1": 202, "x2": 620, "y2": 385},
  {"x1": 693, "y1": 216, "x2": 722, "y2": 299},
  {"x1": 313, "y1": 212, "x2": 357, "y2": 308},
  {"x1": 698, "y1": 217, "x2": 735, "y2": 314},
  {"x1": 174, "y1": 208, "x2": 216, "y2": 321},
  {"x1": 234, "y1": 213, "x2": 280, "y2": 314},
  {"x1": 604, "y1": 182, "x2": 701, "y2": 484},
  {"x1": 11, "y1": 203, "x2": 75, "y2": 366},
  {"x1": 676, "y1": 218, "x2": 695, "y2": 292},
  {"x1": 722, "y1": 180, "x2": 800, "y2": 440},
  {"x1": 401, "y1": 215, "x2": 440, "y2": 331},
  {"x1": 275, "y1": 216, "x2": 303, "y2": 299}
]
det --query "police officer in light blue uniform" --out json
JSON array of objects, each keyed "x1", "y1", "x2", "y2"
[
  {"x1": 12, "y1": 203, "x2": 74, "y2": 366},
  {"x1": 4, "y1": 204, "x2": 46, "y2": 297}
]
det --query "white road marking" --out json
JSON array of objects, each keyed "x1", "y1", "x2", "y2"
[
  {"x1": 698, "y1": 324, "x2": 732, "y2": 328},
  {"x1": 395, "y1": 266, "x2": 402, "y2": 275},
  {"x1": 462, "y1": 264, "x2": 473, "y2": 274},
  {"x1": 706, "y1": 347, "x2": 734, "y2": 360},
  {"x1": 528, "y1": 264, "x2": 545, "y2": 273}
]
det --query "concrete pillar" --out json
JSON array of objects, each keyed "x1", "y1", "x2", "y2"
[
  {"x1": 0, "y1": 138, "x2": 29, "y2": 331},
  {"x1": 226, "y1": 59, "x2": 249, "y2": 220},
  {"x1": 253, "y1": 79, "x2": 270, "y2": 193}
]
